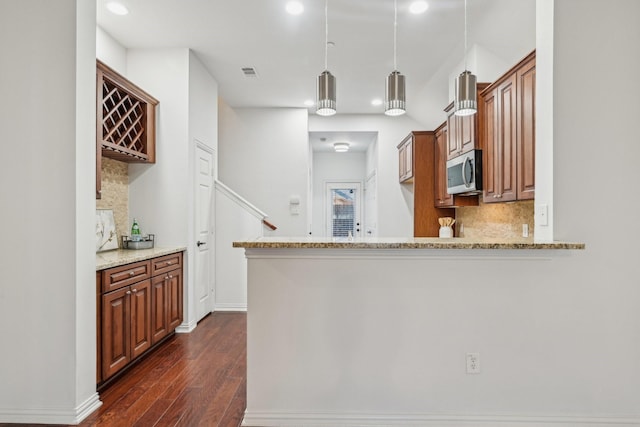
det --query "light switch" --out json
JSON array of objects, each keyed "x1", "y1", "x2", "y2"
[
  {"x1": 535, "y1": 204, "x2": 548, "y2": 226},
  {"x1": 290, "y1": 195, "x2": 300, "y2": 215}
]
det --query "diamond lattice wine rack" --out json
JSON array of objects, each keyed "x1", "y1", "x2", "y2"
[{"x1": 96, "y1": 60, "x2": 158, "y2": 163}]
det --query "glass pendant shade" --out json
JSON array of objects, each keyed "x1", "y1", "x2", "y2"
[
  {"x1": 385, "y1": 70, "x2": 406, "y2": 116},
  {"x1": 454, "y1": 70, "x2": 477, "y2": 116},
  {"x1": 317, "y1": 70, "x2": 336, "y2": 116}
]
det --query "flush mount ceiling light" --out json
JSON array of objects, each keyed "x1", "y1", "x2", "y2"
[
  {"x1": 385, "y1": 0, "x2": 406, "y2": 116},
  {"x1": 316, "y1": 0, "x2": 336, "y2": 116},
  {"x1": 409, "y1": 1, "x2": 429, "y2": 14},
  {"x1": 105, "y1": 1, "x2": 129, "y2": 15},
  {"x1": 454, "y1": 0, "x2": 478, "y2": 116},
  {"x1": 333, "y1": 142, "x2": 350, "y2": 152},
  {"x1": 285, "y1": 1, "x2": 304, "y2": 15}
]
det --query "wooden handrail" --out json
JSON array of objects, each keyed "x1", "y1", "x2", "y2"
[{"x1": 262, "y1": 219, "x2": 277, "y2": 231}]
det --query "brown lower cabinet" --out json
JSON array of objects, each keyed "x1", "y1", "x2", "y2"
[{"x1": 98, "y1": 251, "x2": 183, "y2": 385}]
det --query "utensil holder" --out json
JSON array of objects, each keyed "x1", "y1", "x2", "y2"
[{"x1": 439, "y1": 226, "x2": 453, "y2": 238}]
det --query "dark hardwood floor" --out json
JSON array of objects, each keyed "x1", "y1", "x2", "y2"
[{"x1": 1, "y1": 312, "x2": 247, "y2": 427}]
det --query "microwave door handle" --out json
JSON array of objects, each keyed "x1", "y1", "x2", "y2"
[{"x1": 462, "y1": 157, "x2": 471, "y2": 188}]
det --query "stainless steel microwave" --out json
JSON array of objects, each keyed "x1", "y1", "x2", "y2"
[{"x1": 446, "y1": 149, "x2": 483, "y2": 195}]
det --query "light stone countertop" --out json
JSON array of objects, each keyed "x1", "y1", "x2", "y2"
[
  {"x1": 233, "y1": 236, "x2": 585, "y2": 250},
  {"x1": 96, "y1": 246, "x2": 186, "y2": 270}
]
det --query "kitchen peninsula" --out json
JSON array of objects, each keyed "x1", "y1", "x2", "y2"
[{"x1": 234, "y1": 237, "x2": 585, "y2": 427}]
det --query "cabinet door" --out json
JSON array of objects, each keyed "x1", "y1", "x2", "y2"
[
  {"x1": 517, "y1": 57, "x2": 536, "y2": 200},
  {"x1": 167, "y1": 268, "x2": 183, "y2": 332},
  {"x1": 102, "y1": 287, "x2": 130, "y2": 380},
  {"x1": 483, "y1": 75, "x2": 517, "y2": 203},
  {"x1": 151, "y1": 274, "x2": 168, "y2": 345},
  {"x1": 398, "y1": 136, "x2": 414, "y2": 182},
  {"x1": 482, "y1": 88, "x2": 499, "y2": 201},
  {"x1": 434, "y1": 125, "x2": 453, "y2": 207},
  {"x1": 446, "y1": 107, "x2": 460, "y2": 159},
  {"x1": 497, "y1": 74, "x2": 518, "y2": 202},
  {"x1": 130, "y1": 279, "x2": 152, "y2": 359},
  {"x1": 459, "y1": 114, "x2": 476, "y2": 154}
]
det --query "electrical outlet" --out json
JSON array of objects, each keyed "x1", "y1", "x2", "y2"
[
  {"x1": 466, "y1": 352, "x2": 480, "y2": 374},
  {"x1": 522, "y1": 224, "x2": 529, "y2": 237}
]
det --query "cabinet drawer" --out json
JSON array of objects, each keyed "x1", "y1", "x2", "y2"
[
  {"x1": 151, "y1": 252, "x2": 183, "y2": 277},
  {"x1": 102, "y1": 260, "x2": 151, "y2": 293}
]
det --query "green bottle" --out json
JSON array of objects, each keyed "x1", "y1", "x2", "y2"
[{"x1": 131, "y1": 218, "x2": 141, "y2": 241}]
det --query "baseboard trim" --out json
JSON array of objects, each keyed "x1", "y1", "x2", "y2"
[
  {"x1": 0, "y1": 392, "x2": 102, "y2": 424},
  {"x1": 241, "y1": 411, "x2": 640, "y2": 427},
  {"x1": 214, "y1": 303, "x2": 247, "y2": 312},
  {"x1": 175, "y1": 319, "x2": 197, "y2": 333}
]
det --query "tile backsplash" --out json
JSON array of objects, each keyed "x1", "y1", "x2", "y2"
[
  {"x1": 96, "y1": 158, "x2": 128, "y2": 247},
  {"x1": 456, "y1": 199, "x2": 534, "y2": 239}
]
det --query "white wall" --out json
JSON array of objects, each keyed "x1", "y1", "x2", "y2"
[
  {"x1": 245, "y1": 3, "x2": 640, "y2": 423},
  {"x1": 127, "y1": 48, "x2": 191, "y2": 247},
  {"x1": 0, "y1": 0, "x2": 100, "y2": 423},
  {"x1": 309, "y1": 114, "x2": 425, "y2": 237},
  {"x1": 214, "y1": 187, "x2": 264, "y2": 311},
  {"x1": 96, "y1": 26, "x2": 126, "y2": 75},
  {"x1": 311, "y1": 151, "x2": 367, "y2": 237},
  {"x1": 218, "y1": 106, "x2": 309, "y2": 236}
]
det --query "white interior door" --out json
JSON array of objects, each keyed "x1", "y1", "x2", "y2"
[
  {"x1": 195, "y1": 144, "x2": 214, "y2": 321},
  {"x1": 326, "y1": 182, "x2": 362, "y2": 238}
]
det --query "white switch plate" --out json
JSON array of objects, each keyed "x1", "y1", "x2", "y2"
[{"x1": 535, "y1": 204, "x2": 548, "y2": 226}]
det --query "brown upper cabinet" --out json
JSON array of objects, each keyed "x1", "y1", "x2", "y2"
[
  {"x1": 480, "y1": 50, "x2": 535, "y2": 203},
  {"x1": 397, "y1": 135, "x2": 414, "y2": 183},
  {"x1": 434, "y1": 122, "x2": 479, "y2": 208},
  {"x1": 444, "y1": 83, "x2": 489, "y2": 160},
  {"x1": 97, "y1": 60, "x2": 158, "y2": 164}
]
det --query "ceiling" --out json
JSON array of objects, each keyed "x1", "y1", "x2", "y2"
[{"x1": 96, "y1": 0, "x2": 535, "y2": 115}]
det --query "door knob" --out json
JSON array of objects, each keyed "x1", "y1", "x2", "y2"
[{"x1": 197, "y1": 241, "x2": 206, "y2": 247}]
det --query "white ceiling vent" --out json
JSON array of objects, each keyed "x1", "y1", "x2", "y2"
[{"x1": 241, "y1": 67, "x2": 258, "y2": 78}]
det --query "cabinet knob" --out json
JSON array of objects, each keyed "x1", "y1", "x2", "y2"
[
  {"x1": 126, "y1": 291, "x2": 131, "y2": 295},
  {"x1": 132, "y1": 288, "x2": 138, "y2": 293},
  {"x1": 169, "y1": 275, "x2": 173, "y2": 279},
  {"x1": 129, "y1": 271, "x2": 135, "y2": 276},
  {"x1": 165, "y1": 275, "x2": 169, "y2": 280},
  {"x1": 166, "y1": 261, "x2": 172, "y2": 265}
]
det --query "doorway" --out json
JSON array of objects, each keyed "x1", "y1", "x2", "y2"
[
  {"x1": 194, "y1": 142, "x2": 215, "y2": 322},
  {"x1": 326, "y1": 182, "x2": 362, "y2": 238}
]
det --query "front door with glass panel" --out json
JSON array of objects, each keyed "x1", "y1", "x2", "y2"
[{"x1": 326, "y1": 182, "x2": 362, "y2": 238}]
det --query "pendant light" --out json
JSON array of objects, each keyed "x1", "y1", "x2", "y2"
[
  {"x1": 316, "y1": 0, "x2": 336, "y2": 116},
  {"x1": 454, "y1": 0, "x2": 477, "y2": 116},
  {"x1": 385, "y1": 0, "x2": 406, "y2": 116}
]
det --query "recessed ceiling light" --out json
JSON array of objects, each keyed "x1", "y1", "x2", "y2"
[
  {"x1": 285, "y1": 1, "x2": 304, "y2": 15},
  {"x1": 409, "y1": 1, "x2": 429, "y2": 14},
  {"x1": 371, "y1": 98, "x2": 383, "y2": 106},
  {"x1": 304, "y1": 99, "x2": 314, "y2": 107},
  {"x1": 105, "y1": 1, "x2": 129, "y2": 15},
  {"x1": 334, "y1": 142, "x2": 350, "y2": 152}
]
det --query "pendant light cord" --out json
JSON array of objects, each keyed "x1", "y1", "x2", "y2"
[
  {"x1": 393, "y1": 0, "x2": 398, "y2": 71},
  {"x1": 463, "y1": 0, "x2": 468, "y2": 71},
  {"x1": 324, "y1": 0, "x2": 328, "y2": 71}
]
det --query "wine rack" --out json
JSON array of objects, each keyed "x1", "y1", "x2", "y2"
[{"x1": 97, "y1": 60, "x2": 158, "y2": 163}]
